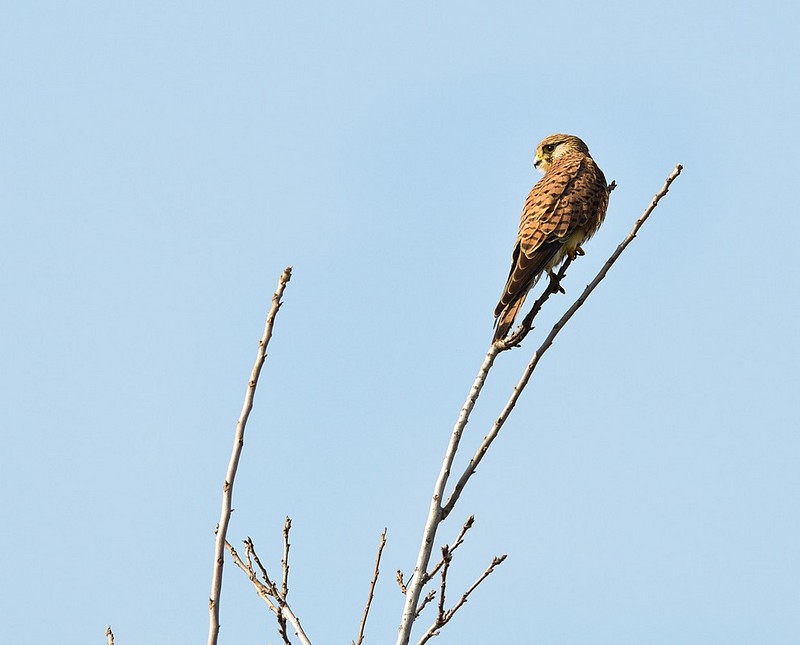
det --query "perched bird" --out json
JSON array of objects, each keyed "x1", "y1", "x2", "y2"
[{"x1": 493, "y1": 134, "x2": 609, "y2": 341}]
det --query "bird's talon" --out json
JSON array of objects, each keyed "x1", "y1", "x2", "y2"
[
  {"x1": 567, "y1": 246, "x2": 585, "y2": 260},
  {"x1": 547, "y1": 270, "x2": 565, "y2": 294}
]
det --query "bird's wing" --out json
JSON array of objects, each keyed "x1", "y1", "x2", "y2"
[{"x1": 494, "y1": 155, "x2": 590, "y2": 318}]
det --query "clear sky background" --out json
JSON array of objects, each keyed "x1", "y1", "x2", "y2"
[{"x1": 2, "y1": 1, "x2": 799, "y2": 644}]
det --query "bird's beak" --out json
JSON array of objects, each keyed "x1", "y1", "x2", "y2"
[{"x1": 533, "y1": 154, "x2": 542, "y2": 169}]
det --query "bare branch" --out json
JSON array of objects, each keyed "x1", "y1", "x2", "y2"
[
  {"x1": 396, "y1": 346, "x2": 500, "y2": 643},
  {"x1": 226, "y1": 534, "x2": 313, "y2": 645},
  {"x1": 353, "y1": 528, "x2": 388, "y2": 645},
  {"x1": 436, "y1": 546, "x2": 451, "y2": 622},
  {"x1": 444, "y1": 555, "x2": 507, "y2": 623},
  {"x1": 105, "y1": 626, "x2": 114, "y2": 645},
  {"x1": 415, "y1": 589, "x2": 436, "y2": 618},
  {"x1": 207, "y1": 266, "x2": 293, "y2": 645},
  {"x1": 416, "y1": 554, "x2": 508, "y2": 645},
  {"x1": 442, "y1": 165, "x2": 682, "y2": 517},
  {"x1": 229, "y1": 539, "x2": 294, "y2": 645},
  {"x1": 246, "y1": 537, "x2": 277, "y2": 592},
  {"x1": 396, "y1": 570, "x2": 408, "y2": 594},
  {"x1": 501, "y1": 256, "x2": 574, "y2": 349},
  {"x1": 282, "y1": 516, "x2": 292, "y2": 599},
  {"x1": 276, "y1": 602, "x2": 291, "y2": 645},
  {"x1": 427, "y1": 515, "x2": 474, "y2": 581},
  {"x1": 397, "y1": 168, "x2": 681, "y2": 644},
  {"x1": 227, "y1": 540, "x2": 279, "y2": 613}
]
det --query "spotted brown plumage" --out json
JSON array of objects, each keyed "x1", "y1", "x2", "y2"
[{"x1": 493, "y1": 134, "x2": 609, "y2": 341}]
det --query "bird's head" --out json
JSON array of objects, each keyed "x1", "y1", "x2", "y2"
[{"x1": 533, "y1": 134, "x2": 591, "y2": 172}]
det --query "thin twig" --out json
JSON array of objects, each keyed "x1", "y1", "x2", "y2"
[
  {"x1": 444, "y1": 555, "x2": 507, "y2": 623},
  {"x1": 228, "y1": 539, "x2": 293, "y2": 645},
  {"x1": 105, "y1": 626, "x2": 114, "y2": 645},
  {"x1": 226, "y1": 535, "x2": 314, "y2": 645},
  {"x1": 396, "y1": 570, "x2": 408, "y2": 594},
  {"x1": 228, "y1": 540, "x2": 279, "y2": 613},
  {"x1": 415, "y1": 590, "x2": 437, "y2": 618},
  {"x1": 353, "y1": 528, "x2": 388, "y2": 645},
  {"x1": 208, "y1": 266, "x2": 293, "y2": 645},
  {"x1": 442, "y1": 166, "x2": 682, "y2": 517},
  {"x1": 246, "y1": 534, "x2": 293, "y2": 644},
  {"x1": 416, "y1": 555, "x2": 508, "y2": 645},
  {"x1": 247, "y1": 537, "x2": 276, "y2": 591},
  {"x1": 501, "y1": 256, "x2": 574, "y2": 349},
  {"x1": 427, "y1": 515, "x2": 474, "y2": 581},
  {"x1": 282, "y1": 516, "x2": 292, "y2": 599},
  {"x1": 436, "y1": 546, "x2": 451, "y2": 621}
]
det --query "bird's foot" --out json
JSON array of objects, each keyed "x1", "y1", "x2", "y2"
[
  {"x1": 547, "y1": 270, "x2": 566, "y2": 294},
  {"x1": 567, "y1": 245, "x2": 586, "y2": 260}
]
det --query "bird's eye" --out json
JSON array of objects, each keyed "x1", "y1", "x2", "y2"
[{"x1": 543, "y1": 144, "x2": 556, "y2": 153}]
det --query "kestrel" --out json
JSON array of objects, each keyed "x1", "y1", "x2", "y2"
[{"x1": 493, "y1": 134, "x2": 609, "y2": 341}]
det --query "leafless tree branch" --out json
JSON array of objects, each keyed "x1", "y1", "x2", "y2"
[
  {"x1": 226, "y1": 531, "x2": 313, "y2": 645},
  {"x1": 396, "y1": 569, "x2": 408, "y2": 594},
  {"x1": 246, "y1": 537, "x2": 277, "y2": 595},
  {"x1": 230, "y1": 540, "x2": 279, "y2": 612},
  {"x1": 415, "y1": 590, "x2": 436, "y2": 618},
  {"x1": 281, "y1": 516, "x2": 292, "y2": 599},
  {"x1": 207, "y1": 266, "x2": 292, "y2": 645},
  {"x1": 416, "y1": 553, "x2": 508, "y2": 645},
  {"x1": 427, "y1": 515, "x2": 475, "y2": 581},
  {"x1": 353, "y1": 528, "x2": 388, "y2": 645},
  {"x1": 442, "y1": 167, "x2": 682, "y2": 517},
  {"x1": 396, "y1": 167, "x2": 681, "y2": 644},
  {"x1": 105, "y1": 626, "x2": 114, "y2": 645},
  {"x1": 444, "y1": 555, "x2": 507, "y2": 623},
  {"x1": 395, "y1": 345, "x2": 499, "y2": 641},
  {"x1": 436, "y1": 547, "x2": 451, "y2": 621}
]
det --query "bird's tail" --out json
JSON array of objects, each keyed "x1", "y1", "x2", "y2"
[{"x1": 493, "y1": 297, "x2": 526, "y2": 342}]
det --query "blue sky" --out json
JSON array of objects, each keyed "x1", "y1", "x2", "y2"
[{"x1": 2, "y1": 1, "x2": 799, "y2": 643}]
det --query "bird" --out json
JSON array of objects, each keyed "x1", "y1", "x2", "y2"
[{"x1": 493, "y1": 134, "x2": 609, "y2": 341}]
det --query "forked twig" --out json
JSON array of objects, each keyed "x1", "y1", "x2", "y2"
[
  {"x1": 226, "y1": 529, "x2": 313, "y2": 645},
  {"x1": 208, "y1": 267, "x2": 293, "y2": 645}
]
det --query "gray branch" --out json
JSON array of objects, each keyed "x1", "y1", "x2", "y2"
[{"x1": 207, "y1": 267, "x2": 292, "y2": 645}]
